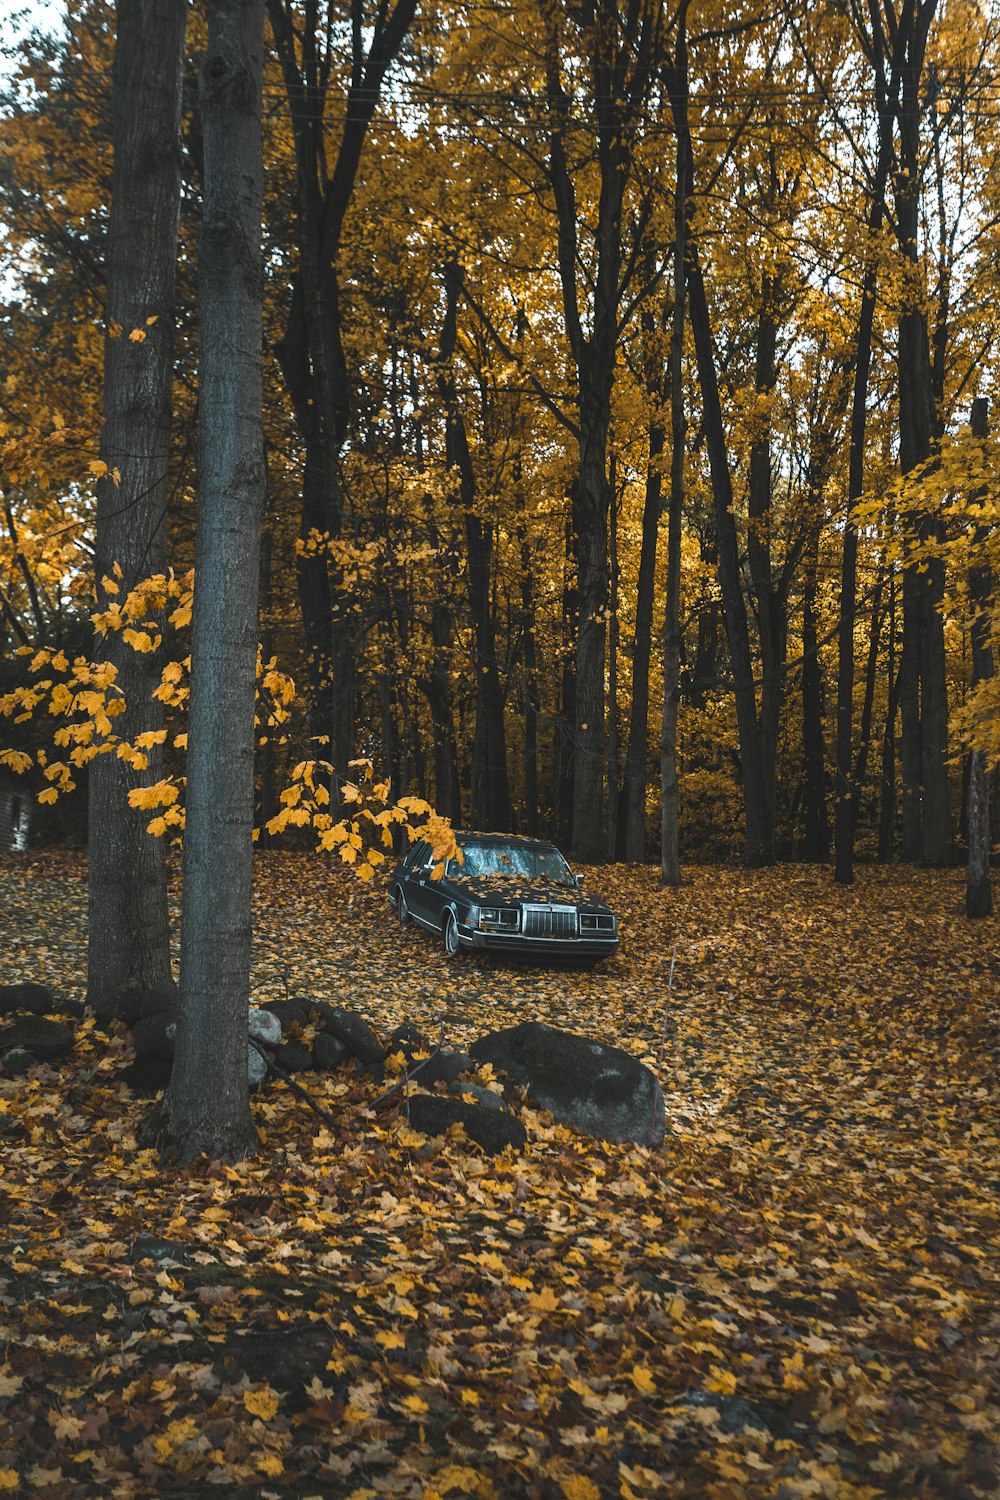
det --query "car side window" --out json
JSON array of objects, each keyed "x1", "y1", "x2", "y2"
[{"x1": 409, "y1": 841, "x2": 431, "y2": 872}]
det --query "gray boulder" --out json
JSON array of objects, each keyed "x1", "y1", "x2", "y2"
[
  {"x1": 247, "y1": 1045, "x2": 268, "y2": 1087},
  {"x1": 0, "y1": 1015, "x2": 75, "y2": 1063},
  {"x1": 248, "y1": 1008, "x2": 282, "y2": 1046},
  {"x1": 408, "y1": 1094, "x2": 527, "y2": 1155},
  {"x1": 469, "y1": 1021, "x2": 665, "y2": 1147}
]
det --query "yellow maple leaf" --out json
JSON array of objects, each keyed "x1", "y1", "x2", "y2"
[
  {"x1": 630, "y1": 1364, "x2": 655, "y2": 1394},
  {"x1": 0, "y1": 1471, "x2": 18, "y2": 1491},
  {"x1": 527, "y1": 1285, "x2": 560, "y2": 1312},
  {"x1": 706, "y1": 1365, "x2": 737, "y2": 1395},
  {"x1": 560, "y1": 1478, "x2": 600, "y2": 1500},
  {"x1": 258, "y1": 1455, "x2": 283, "y2": 1476},
  {"x1": 243, "y1": 1385, "x2": 279, "y2": 1421},
  {"x1": 128, "y1": 327, "x2": 146, "y2": 343}
]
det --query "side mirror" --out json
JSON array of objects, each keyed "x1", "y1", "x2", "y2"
[{"x1": 574, "y1": 872, "x2": 584, "y2": 887}]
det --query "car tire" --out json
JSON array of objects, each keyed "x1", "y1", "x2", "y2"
[
  {"x1": 442, "y1": 909, "x2": 460, "y2": 957},
  {"x1": 395, "y1": 886, "x2": 411, "y2": 925}
]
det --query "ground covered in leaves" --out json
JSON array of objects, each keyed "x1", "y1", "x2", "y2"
[{"x1": 0, "y1": 851, "x2": 998, "y2": 1499}]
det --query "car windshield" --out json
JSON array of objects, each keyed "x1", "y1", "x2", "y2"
[{"x1": 450, "y1": 842, "x2": 574, "y2": 885}]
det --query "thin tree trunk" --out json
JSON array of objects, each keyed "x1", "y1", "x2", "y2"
[
  {"x1": 87, "y1": 0, "x2": 186, "y2": 1017},
  {"x1": 661, "y1": 33, "x2": 688, "y2": 886},
  {"x1": 834, "y1": 111, "x2": 893, "y2": 883},
  {"x1": 621, "y1": 416, "x2": 662, "y2": 861},
  {"x1": 851, "y1": 564, "x2": 887, "y2": 834},
  {"x1": 159, "y1": 0, "x2": 266, "y2": 1164},
  {"x1": 439, "y1": 261, "x2": 510, "y2": 831},
  {"x1": 255, "y1": 520, "x2": 277, "y2": 839},
  {"x1": 606, "y1": 463, "x2": 621, "y2": 860},
  {"x1": 966, "y1": 396, "x2": 993, "y2": 917},
  {"x1": 685, "y1": 259, "x2": 770, "y2": 864},
  {"x1": 800, "y1": 522, "x2": 829, "y2": 861}
]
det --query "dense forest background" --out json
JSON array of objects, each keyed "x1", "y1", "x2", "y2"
[{"x1": 1, "y1": 0, "x2": 997, "y2": 879}]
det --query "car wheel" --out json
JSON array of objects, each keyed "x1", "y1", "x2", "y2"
[
  {"x1": 395, "y1": 886, "x2": 411, "y2": 925},
  {"x1": 442, "y1": 909, "x2": 460, "y2": 957}
]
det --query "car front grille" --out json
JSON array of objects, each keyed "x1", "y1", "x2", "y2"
[{"x1": 522, "y1": 904, "x2": 578, "y2": 939}]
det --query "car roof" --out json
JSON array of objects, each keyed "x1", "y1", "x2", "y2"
[{"x1": 454, "y1": 830, "x2": 561, "y2": 854}]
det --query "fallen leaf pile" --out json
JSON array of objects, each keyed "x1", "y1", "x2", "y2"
[{"x1": 0, "y1": 851, "x2": 998, "y2": 1498}]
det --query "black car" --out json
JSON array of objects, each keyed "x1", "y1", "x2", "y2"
[{"x1": 389, "y1": 831, "x2": 619, "y2": 962}]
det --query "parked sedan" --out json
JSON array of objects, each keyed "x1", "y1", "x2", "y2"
[{"x1": 389, "y1": 831, "x2": 619, "y2": 962}]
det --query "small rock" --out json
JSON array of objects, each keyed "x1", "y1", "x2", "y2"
[
  {"x1": 676, "y1": 1391, "x2": 771, "y2": 1436},
  {"x1": 248, "y1": 1008, "x2": 282, "y2": 1046},
  {"x1": 415, "y1": 1049, "x2": 472, "y2": 1088},
  {"x1": 132, "y1": 1013, "x2": 176, "y2": 1060},
  {"x1": 261, "y1": 997, "x2": 314, "y2": 1031},
  {"x1": 128, "y1": 1235, "x2": 190, "y2": 1265},
  {"x1": 386, "y1": 1022, "x2": 430, "y2": 1063},
  {"x1": 1, "y1": 1046, "x2": 36, "y2": 1077},
  {"x1": 273, "y1": 1040, "x2": 313, "y2": 1075},
  {"x1": 312, "y1": 1002, "x2": 384, "y2": 1065},
  {"x1": 0, "y1": 982, "x2": 56, "y2": 1017},
  {"x1": 0, "y1": 1015, "x2": 74, "y2": 1063},
  {"x1": 313, "y1": 1033, "x2": 350, "y2": 1072},
  {"x1": 408, "y1": 1094, "x2": 527, "y2": 1155},
  {"x1": 93, "y1": 981, "x2": 176, "y2": 1025},
  {"x1": 120, "y1": 1055, "x2": 172, "y2": 1095},
  {"x1": 448, "y1": 1081, "x2": 508, "y2": 1113}
]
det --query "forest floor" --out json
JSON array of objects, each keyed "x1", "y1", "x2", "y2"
[{"x1": 0, "y1": 850, "x2": 998, "y2": 1499}]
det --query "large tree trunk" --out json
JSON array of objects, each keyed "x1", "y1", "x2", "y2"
[
  {"x1": 158, "y1": 0, "x2": 266, "y2": 1164},
  {"x1": 88, "y1": 0, "x2": 186, "y2": 1018},
  {"x1": 893, "y1": 0, "x2": 950, "y2": 866}
]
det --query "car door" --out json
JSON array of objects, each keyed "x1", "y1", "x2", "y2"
[{"x1": 404, "y1": 842, "x2": 437, "y2": 927}]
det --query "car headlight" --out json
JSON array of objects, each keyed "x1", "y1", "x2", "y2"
[
  {"x1": 579, "y1": 913, "x2": 616, "y2": 932},
  {"x1": 479, "y1": 908, "x2": 519, "y2": 931}
]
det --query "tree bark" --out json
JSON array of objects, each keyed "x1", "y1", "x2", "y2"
[
  {"x1": 621, "y1": 415, "x2": 662, "y2": 862},
  {"x1": 159, "y1": 0, "x2": 266, "y2": 1164},
  {"x1": 661, "y1": 29, "x2": 689, "y2": 886},
  {"x1": 438, "y1": 260, "x2": 510, "y2": 831},
  {"x1": 966, "y1": 396, "x2": 993, "y2": 918},
  {"x1": 892, "y1": 0, "x2": 950, "y2": 866},
  {"x1": 87, "y1": 0, "x2": 186, "y2": 1017},
  {"x1": 800, "y1": 517, "x2": 829, "y2": 862},
  {"x1": 267, "y1": 0, "x2": 417, "y2": 782},
  {"x1": 834, "y1": 20, "x2": 897, "y2": 885}
]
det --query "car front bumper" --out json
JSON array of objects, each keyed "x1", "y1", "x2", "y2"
[{"x1": 465, "y1": 928, "x2": 618, "y2": 961}]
